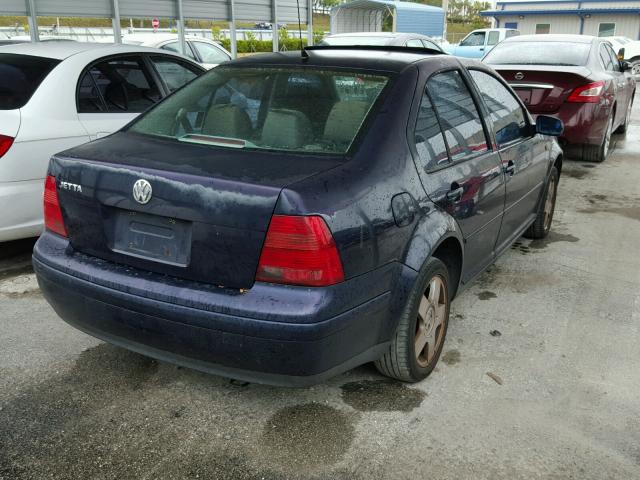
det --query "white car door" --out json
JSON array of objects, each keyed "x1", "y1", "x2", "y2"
[{"x1": 77, "y1": 55, "x2": 163, "y2": 140}]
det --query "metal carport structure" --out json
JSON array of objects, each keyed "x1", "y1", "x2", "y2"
[
  {"x1": 2, "y1": 0, "x2": 314, "y2": 57},
  {"x1": 330, "y1": 0, "x2": 445, "y2": 38}
]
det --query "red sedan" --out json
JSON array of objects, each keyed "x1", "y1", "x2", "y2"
[{"x1": 484, "y1": 34, "x2": 636, "y2": 162}]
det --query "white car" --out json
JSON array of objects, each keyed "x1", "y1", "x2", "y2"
[
  {"x1": 602, "y1": 36, "x2": 640, "y2": 76},
  {"x1": 0, "y1": 42, "x2": 205, "y2": 242},
  {"x1": 122, "y1": 33, "x2": 232, "y2": 68}
]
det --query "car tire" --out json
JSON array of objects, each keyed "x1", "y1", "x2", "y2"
[
  {"x1": 614, "y1": 96, "x2": 634, "y2": 134},
  {"x1": 375, "y1": 257, "x2": 450, "y2": 383},
  {"x1": 524, "y1": 166, "x2": 559, "y2": 240},
  {"x1": 583, "y1": 113, "x2": 613, "y2": 163}
]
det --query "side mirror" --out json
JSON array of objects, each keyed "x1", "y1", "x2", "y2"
[
  {"x1": 536, "y1": 115, "x2": 563, "y2": 136},
  {"x1": 621, "y1": 61, "x2": 632, "y2": 72},
  {"x1": 618, "y1": 47, "x2": 625, "y2": 61}
]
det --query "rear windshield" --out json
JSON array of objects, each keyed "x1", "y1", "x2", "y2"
[
  {"x1": 0, "y1": 54, "x2": 60, "y2": 109},
  {"x1": 483, "y1": 42, "x2": 591, "y2": 66},
  {"x1": 128, "y1": 66, "x2": 390, "y2": 154},
  {"x1": 320, "y1": 36, "x2": 393, "y2": 46}
]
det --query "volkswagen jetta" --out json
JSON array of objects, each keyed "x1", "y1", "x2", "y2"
[{"x1": 33, "y1": 47, "x2": 563, "y2": 386}]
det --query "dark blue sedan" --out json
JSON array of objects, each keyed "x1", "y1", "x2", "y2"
[{"x1": 33, "y1": 46, "x2": 564, "y2": 386}]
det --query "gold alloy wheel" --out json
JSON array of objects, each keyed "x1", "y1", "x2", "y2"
[
  {"x1": 543, "y1": 174, "x2": 557, "y2": 231},
  {"x1": 415, "y1": 275, "x2": 448, "y2": 368}
]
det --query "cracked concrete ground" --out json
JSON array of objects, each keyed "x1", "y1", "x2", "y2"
[{"x1": 1, "y1": 97, "x2": 639, "y2": 480}]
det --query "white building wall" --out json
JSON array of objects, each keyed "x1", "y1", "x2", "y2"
[
  {"x1": 498, "y1": 14, "x2": 582, "y2": 34},
  {"x1": 583, "y1": 14, "x2": 640, "y2": 38}
]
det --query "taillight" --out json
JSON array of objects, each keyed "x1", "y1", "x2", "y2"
[
  {"x1": 256, "y1": 215, "x2": 344, "y2": 287},
  {"x1": 567, "y1": 81, "x2": 605, "y2": 103},
  {"x1": 0, "y1": 135, "x2": 14, "y2": 158},
  {"x1": 44, "y1": 175, "x2": 67, "y2": 237}
]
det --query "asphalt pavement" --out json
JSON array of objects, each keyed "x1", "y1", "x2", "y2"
[{"x1": 1, "y1": 98, "x2": 639, "y2": 480}]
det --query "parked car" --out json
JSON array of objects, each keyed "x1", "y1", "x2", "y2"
[
  {"x1": 254, "y1": 22, "x2": 287, "y2": 30},
  {"x1": 0, "y1": 42, "x2": 205, "y2": 242},
  {"x1": 122, "y1": 34, "x2": 232, "y2": 68},
  {"x1": 602, "y1": 36, "x2": 640, "y2": 77},
  {"x1": 0, "y1": 36, "x2": 77, "y2": 46},
  {"x1": 319, "y1": 32, "x2": 445, "y2": 52},
  {"x1": 447, "y1": 28, "x2": 519, "y2": 58},
  {"x1": 33, "y1": 46, "x2": 563, "y2": 386},
  {"x1": 483, "y1": 34, "x2": 636, "y2": 162}
]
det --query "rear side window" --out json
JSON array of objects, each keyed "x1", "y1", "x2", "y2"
[
  {"x1": 599, "y1": 44, "x2": 614, "y2": 71},
  {"x1": 77, "y1": 56, "x2": 161, "y2": 113},
  {"x1": 161, "y1": 41, "x2": 197, "y2": 61},
  {"x1": 191, "y1": 41, "x2": 230, "y2": 64},
  {"x1": 470, "y1": 70, "x2": 528, "y2": 147},
  {"x1": 413, "y1": 90, "x2": 449, "y2": 170},
  {"x1": 128, "y1": 66, "x2": 389, "y2": 155},
  {"x1": 0, "y1": 54, "x2": 60, "y2": 110},
  {"x1": 487, "y1": 31, "x2": 500, "y2": 46},
  {"x1": 427, "y1": 70, "x2": 488, "y2": 161},
  {"x1": 150, "y1": 56, "x2": 200, "y2": 92}
]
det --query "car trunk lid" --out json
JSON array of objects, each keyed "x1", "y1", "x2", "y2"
[
  {"x1": 50, "y1": 132, "x2": 342, "y2": 289},
  {"x1": 492, "y1": 65, "x2": 592, "y2": 114}
]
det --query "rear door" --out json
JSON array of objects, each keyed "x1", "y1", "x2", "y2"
[
  {"x1": 411, "y1": 68, "x2": 505, "y2": 282},
  {"x1": 77, "y1": 55, "x2": 163, "y2": 140},
  {"x1": 469, "y1": 69, "x2": 548, "y2": 251}
]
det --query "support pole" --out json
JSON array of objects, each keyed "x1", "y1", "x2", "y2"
[
  {"x1": 26, "y1": 0, "x2": 39, "y2": 42},
  {"x1": 272, "y1": 0, "x2": 279, "y2": 52},
  {"x1": 307, "y1": 0, "x2": 313, "y2": 46},
  {"x1": 442, "y1": 0, "x2": 448, "y2": 41},
  {"x1": 177, "y1": 0, "x2": 187, "y2": 54},
  {"x1": 112, "y1": 0, "x2": 122, "y2": 44},
  {"x1": 229, "y1": 0, "x2": 237, "y2": 58}
]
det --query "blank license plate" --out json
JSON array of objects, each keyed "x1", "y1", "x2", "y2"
[{"x1": 111, "y1": 210, "x2": 192, "y2": 266}]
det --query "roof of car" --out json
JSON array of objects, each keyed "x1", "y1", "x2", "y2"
[
  {"x1": 0, "y1": 42, "x2": 119, "y2": 59},
  {"x1": 0, "y1": 41, "x2": 197, "y2": 60},
  {"x1": 232, "y1": 47, "x2": 446, "y2": 73},
  {"x1": 122, "y1": 33, "x2": 217, "y2": 45},
  {"x1": 505, "y1": 34, "x2": 595, "y2": 44}
]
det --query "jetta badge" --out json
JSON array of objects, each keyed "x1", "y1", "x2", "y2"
[
  {"x1": 132, "y1": 179, "x2": 152, "y2": 204},
  {"x1": 514, "y1": 72, "x2": 524, "y2": 80}
]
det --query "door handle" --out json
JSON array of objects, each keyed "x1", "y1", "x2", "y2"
[
  {"x1": 504, "y1": 161, "x2": 516, "y2": 176},
  {"x1": 446, "y1": 184, "x2": 464, "y2": 202}
]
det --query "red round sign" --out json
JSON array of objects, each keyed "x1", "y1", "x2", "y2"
[{"x1": 152, "y1": 18, "x2": 160, "y2": 29}]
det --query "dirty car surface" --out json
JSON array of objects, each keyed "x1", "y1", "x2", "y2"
[{"x1": 33, "y1": 46, "x2": 563, "y2": 386}]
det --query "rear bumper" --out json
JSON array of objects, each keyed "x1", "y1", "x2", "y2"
[
  {"x1": 537, "y1": 102, "x2": 611, "y2": 149},
  {"x1": 33, "y1": 232, "x2": 414, "y2": 386}
]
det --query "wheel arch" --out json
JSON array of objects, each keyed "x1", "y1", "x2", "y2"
[{"x1": 403, "y1": 210, "x2": 464, "y2": 301}]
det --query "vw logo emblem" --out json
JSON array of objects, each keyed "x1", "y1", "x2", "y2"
[
  {"x1": 132, "y1": 179, "x2": 152, "y2": 205},
  {"x1": 514, "y1": 72, "x2": 524, "y2": 80}
]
